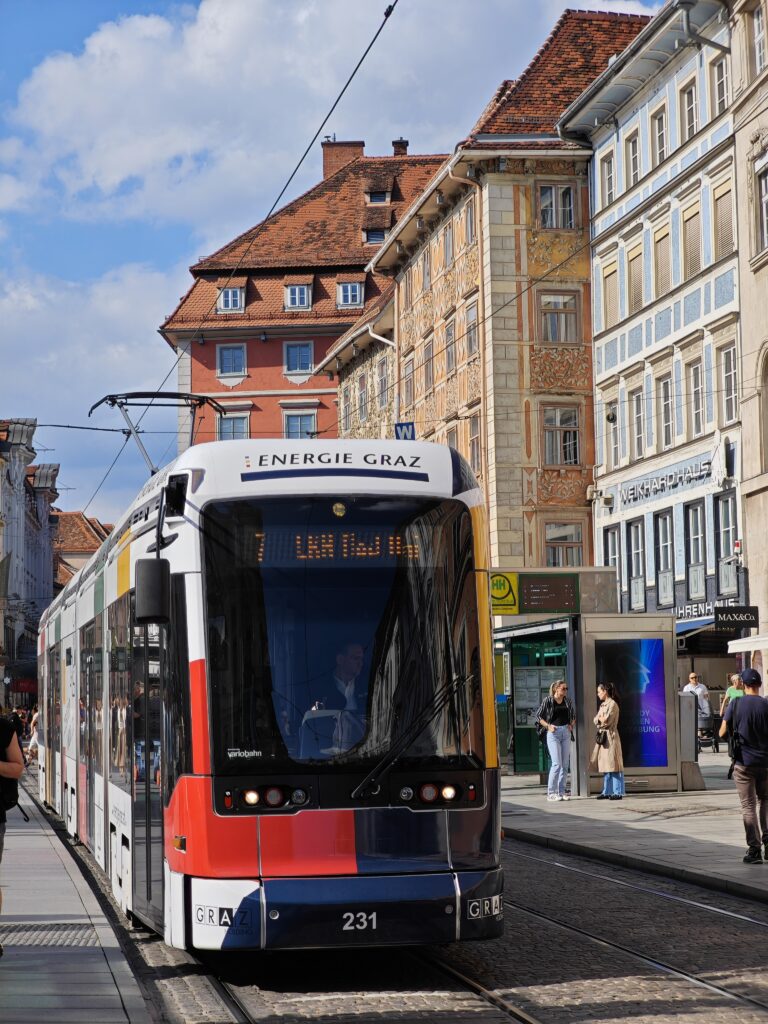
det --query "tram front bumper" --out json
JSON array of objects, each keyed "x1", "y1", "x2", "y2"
[{"x1": 190, "y1": 868, "x2": 503, "y2": 950}]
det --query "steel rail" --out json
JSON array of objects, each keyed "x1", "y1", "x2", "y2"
[
  {"x1": 504, "y1": 896, "x2": 768, "y2": 1015},
  {"x1": 412, "y1": 952, "x2": 546, "y2": 1024},
  {"x1": 502, "y1": 841, "x2": 768, "y2": 930}
]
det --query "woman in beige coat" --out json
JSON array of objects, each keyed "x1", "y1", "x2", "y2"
[{"x1": 590, "y1": 682, "x2": 625, "y2": 800}]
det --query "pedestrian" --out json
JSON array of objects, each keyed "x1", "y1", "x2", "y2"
[
  {"x1": 719, "y1": 668, "x2": 768, "y2": 864},
  {"x1": 720, "y1": 672, "x2": 745, "y2": 714},
  {"x1": 591, "y1": 682, "x2": 625, "y2": 800},
  {"x1": 0, "y1": 713, "x2": 25, "y2": 956},
  {"x1": 535, "y1": 679, "x2": 576, "y2": 802},
  {"x1": 683, "y1": 671, "x2": 712, "y2": 740},
  {"x1": 27, "y1": 705, "x2": 39, "y2": 763}
]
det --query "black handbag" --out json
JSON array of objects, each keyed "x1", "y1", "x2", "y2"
[{"x1": 596, "y1": 729, "x2": 609, "y2": 748}]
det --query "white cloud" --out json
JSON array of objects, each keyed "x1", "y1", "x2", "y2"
[
  {"x1": 1, "y1": 0, "x2": 659, "y2": 244},
  {"x1": 0, "y1": 261, "x2": 187, "y2": 520}
]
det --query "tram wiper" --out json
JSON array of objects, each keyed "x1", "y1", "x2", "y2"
[{"x1": 350, "y1": 669, "x2": 475, "y2": 800}]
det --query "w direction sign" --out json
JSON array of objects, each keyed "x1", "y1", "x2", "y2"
[{"x1": 395, "y1": 422, "x2": 415, "y2": 440}]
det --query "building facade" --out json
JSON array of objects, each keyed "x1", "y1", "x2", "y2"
[
  {"x1": 560, "y1": 0, "x2": 742, "y2": 683},
  {"x1": 160, "y1": 141, "x2": 444, "y2": 450},
  {"x1": 732, "y1": 0, "x2": 768, "y2": 674},
  {"x1": 0, "y1": 419, "x2": 59, "y2": 699},
  {"x1": 367, "y1": 11, "x2": 648, "y2": 570}
]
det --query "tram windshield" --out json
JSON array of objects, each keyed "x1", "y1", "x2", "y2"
[{"x1": 202, "y1": 496, "x2": 485, "y2": 774}]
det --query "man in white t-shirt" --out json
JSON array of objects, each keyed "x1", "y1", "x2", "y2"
[{"x1": 683, "y1": 671, "x2": 712, "y2": 731}]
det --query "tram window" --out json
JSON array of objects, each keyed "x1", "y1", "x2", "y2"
[
  {"x1": 108, "y1": 593, "x2": 132, "y2": 790},
  {"x1": 164, "y1": 575, "x2": 191, "y2": 800},
  {"x1": 203, "y1": 496, "x2": 484, "y2": 774}
]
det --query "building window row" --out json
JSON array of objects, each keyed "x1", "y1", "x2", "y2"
[
  {"x1": 600, "y1": 182, "x2": 734, "y2": 331},
  {"x1": 401, "y1": 197, "x2": 477, "y2": 309},
  {"x1": 597, "y1": 55, "x2": 730, "y2": 210},
  {"x1": 444, "y1": 414, "x2": 481, "y2": 475},
  {"x1": 605, "y1": 490, "x2": 737, "y2": 609},
  {"x1": 341, "y1": 356, "x2": 390, "y2": 433},
  {"x1": 217, "y1": 410, "x2": 317, "y2": 441},
  {"x1": 216, "y1": 341, "x2": 322, "y2": 379},
  {"x1": 603, "y1": 344, "x2": 737, "y2": 470}
]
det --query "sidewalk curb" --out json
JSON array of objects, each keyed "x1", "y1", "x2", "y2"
[{"x1": 502, "y1": 825, "x2": 768, "y2": 906}]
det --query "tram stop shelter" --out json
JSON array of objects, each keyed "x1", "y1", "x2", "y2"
[{"x1": 490, "y1": 568, "x2": 680, "y2": 795}]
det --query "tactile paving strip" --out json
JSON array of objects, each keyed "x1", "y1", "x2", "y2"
[{"x1": 0, "y1": 922, "x2": 98, "y2": 946}]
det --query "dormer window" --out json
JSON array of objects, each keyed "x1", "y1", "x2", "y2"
[
  {"x1": 338, "y1": 282, "x2": 364, "y2": 307},
  {"x1": 217, "y1": 287, "x2": 244, "y2": 312},
  {"x1": 368, "y1": 191, "x2": 388, "y2": 204},
  {"x1": 365, "y1": 229, "x2": 387, "y2": 244},
  {"x1": 285, "y1": 284, "x2": 311, "y2": 309}
]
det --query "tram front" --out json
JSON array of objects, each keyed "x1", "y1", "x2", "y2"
[{"x1": 180, "y1": 444, "x2": 502, "y2": 950}]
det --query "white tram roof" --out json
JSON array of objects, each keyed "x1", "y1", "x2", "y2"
[{"x1": 42, "y1": 440, "x2": 478, "y2": 625}]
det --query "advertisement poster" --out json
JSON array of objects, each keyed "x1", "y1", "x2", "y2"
[{"x1": 594, "y1": 638, "x2": 667, "y2": 768}]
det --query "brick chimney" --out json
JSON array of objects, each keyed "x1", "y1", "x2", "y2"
[
  {"x1": 392, "y1": 137, "x2": 409, "y2": 156},
  {"x1": 322, "y1": 139, "x2": 365, "y2": 178}
]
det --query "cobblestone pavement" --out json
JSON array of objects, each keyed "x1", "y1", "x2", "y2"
[{"x1": 25, "y1": 769, "x2": 768, "y2": 1023}]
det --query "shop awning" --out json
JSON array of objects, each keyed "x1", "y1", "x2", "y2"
[
  {"x1": 675, "y1": 616, "x2": 714, "y2": 636},
  {"x1": 728, "y1": 634, "x2": 768, "y2": 654}
]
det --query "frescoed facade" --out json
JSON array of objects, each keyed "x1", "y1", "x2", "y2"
[{"x1": 560, "y1": 1, "x2": 742, "y2": 682}]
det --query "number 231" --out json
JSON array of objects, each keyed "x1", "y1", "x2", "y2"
[{"x1": 342, "y1": 911, "x2": 377, "y2": 931}]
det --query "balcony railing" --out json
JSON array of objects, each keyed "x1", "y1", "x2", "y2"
[{"x1": 657, "y1": 570, "x2": 674, "y2": 607}]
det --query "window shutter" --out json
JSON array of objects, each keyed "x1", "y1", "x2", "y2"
[
  {"x1": 683, "y1": 208, "x2": 701, "y2": 280},
  {"x1": 604, "y1": 266, "x2": 618, "y2": 329},
  {"x1": 627, "y1": 249, "x2": 643, "y2": 314},
  {"x1": 714, "y1": 187, "x2": 733, "y2": 261},
  {"x1": 654, "y1": 229, "x2": 670, "y2": 296}
]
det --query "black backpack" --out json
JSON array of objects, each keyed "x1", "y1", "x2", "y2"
[{"x1": 0, "y1": 719, "x2": 29, "y2": 822}]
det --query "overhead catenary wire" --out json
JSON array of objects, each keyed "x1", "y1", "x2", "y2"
[{"x1": 77, "y1": 0, "x2": 401, "y2": 509}]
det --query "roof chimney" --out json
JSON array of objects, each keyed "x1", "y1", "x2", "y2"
[
  {"x1": 392, "y1": 137, "x2": 409, "y2": 156},
  {"x1": 322, "y1": 139, "x2": 365, "y2": 179}
]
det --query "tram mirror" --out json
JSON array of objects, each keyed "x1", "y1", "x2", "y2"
[{"x1": 135, "y1": 558, "x2": 171, "y2": 625}]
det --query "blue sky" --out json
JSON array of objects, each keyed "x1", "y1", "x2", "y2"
[{"x1": 0, "y1": 0, "x2": 657, "y2": 522}]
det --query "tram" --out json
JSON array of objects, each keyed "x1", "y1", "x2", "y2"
[{"x1": 37, "y1": 439, "x2": 503, "y2": 950}]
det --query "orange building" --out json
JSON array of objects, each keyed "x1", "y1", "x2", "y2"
[{"x1": 160, "y1": 140, "x2": 444, "y2": 448}]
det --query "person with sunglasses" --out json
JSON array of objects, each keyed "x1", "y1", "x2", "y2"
[{"x1": 535, "y1": 679, "x2": 576, "y2": 802}]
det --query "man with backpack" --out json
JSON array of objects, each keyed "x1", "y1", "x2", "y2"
[
  {"x1": 721, "y1": 668, "x2": 768, "y2": 864},
  {"x1": 0, "y1": 715, "x2": 24, "y2": 956}
]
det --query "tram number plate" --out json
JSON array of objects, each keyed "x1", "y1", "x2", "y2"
[
  {"x1": 341, "y1": 911, "x2": 377, "y2": 931},
  {"x1": 467, "y1": 895, "x2": 502, "y2": 920}
]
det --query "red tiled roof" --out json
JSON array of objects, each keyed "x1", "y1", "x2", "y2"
[
  {"x1": 163, "y1": 271, "x2": 388, "y2": 329},
  {"x1": 53, "y1": 510, "x2": 112, "y2": 553},
  {"x1": 190, "y1": 154, "x2": 445, "y2": 273},
  {"x1": 462, "y1": 10, "x2": 649, "y2": 146}
]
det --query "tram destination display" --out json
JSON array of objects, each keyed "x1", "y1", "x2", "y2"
[{"x1": 519, "y1": 573, "x2": 579, "y2": 614}]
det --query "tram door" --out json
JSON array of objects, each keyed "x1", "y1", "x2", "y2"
[{"x1": 131, "y1": 615, "x2": 164, "y2": 931}]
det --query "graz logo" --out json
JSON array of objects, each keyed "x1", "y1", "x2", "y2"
[
  {"x1": 467, "y1": 895, "x2": 502, "y2": 920},
  {"x1": 194, "y1": 904, "x2": 252, "y2": 928}
]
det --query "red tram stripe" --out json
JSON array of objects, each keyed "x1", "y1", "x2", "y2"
[
  {"x1": 164, "y1": 776, "x2": 258, "y2": 876},
  {"x1": 189, "y1": 659, "x2": 211, "y2": 775},
  {"x1": 260, "y1": 810, "x2": 358, "y2": 877}
]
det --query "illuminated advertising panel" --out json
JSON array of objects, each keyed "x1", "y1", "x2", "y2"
[{"x1": 594, "y1": 638, "x2": 667, "y2": 768}]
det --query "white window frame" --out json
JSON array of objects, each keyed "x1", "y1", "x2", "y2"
[
  {"x1": 651, "y1": 106, "x2": 667, "y2": 167},
  {"x1": 539, "y1": 184, "x2": 575, "y2": 229},
  {"x1": 755, "y1": 3, "x2": 767, "y2": 77},
  {"x1": 284, "y1": 341, "x2": 314, "y2": 375},
  {"x1": 424, "y1": 337, "x2": 434, "y2": 392},
  {"x1": 285, "y1": 284, "x2": 311, "y2": 310},
  {"x1": 604, "y1": 526, "x2": 619, "y2": 572},
  {"x1": 443, "y1": 223, "x2": 453, "y2": 268},
  {"x1": 465, "y1": 199, "x2": 475, "y2": 245},
  {"x1": 337, "y1": 282, "x2": 363, "y2": 308},
  {"x1": 218, "y1": 413, "x2": 249, "y2": 441},
  {"x1": 601, "y1": 154, "x2": 615, "y2": 207},
  {"x1": 607, "y1": 401, "x2": 619, "y2": 470},
  {"x1": 717, "y1": 492, "x2": 738, "y2": 595},
  {"x1": 545, "y1": 523, "x2": 584, "y2": 568},
  {"x1": 217, "y1": 287, "x2": 244, "y2": 313},
  {"x1": 377, "y1": 357, "x2": 388, "y2": 410},
  {"x1": 630, "y1": 388, "x2": 644, "y2": 461},
  {"x1": 466, "y1": 303, "x2": 479, "y2": 356},
  {"x1": 722, "y1": 344, "x2": 738, "y2": 424},
  {"x1": 625, "y1": 132, "x2": 640, "y2": 188},
  {"x1": 711, "y1": 56, "x2": 729, "y2": 116},
  {"x1": 690, "y1": 361, "x2": 704, "y2": 437},
  {"x1": 216, "y1": 343, "x2": 246, "y2": 378},
  {"x1": 342, "y1": 387, "x2": 351, "y2": 433},
  {"x1": 283, "y1": 411, "x2": 316, "y2": 440},
  {"x1": 680, "y1": 80, "x2": 698, "y2": 143},
  {"x1": 469, "y1": 414, "x2": 481, "y2": 474},
  {"x1": 659, "y1": 376, "x2": 673, "y2": 451},
  {"x1": 655, "y1": 510, "x2": 674, "y2": 607},
  {"x1": 687, "y1": 502, "x2": 706, "y2": 600},
  {"x1": 543, "y1": 406, "x2": 580, "y2": 466},
  {"x1": 365, "y1": 229, "x2": 386, "y2": 244},
  {"x1": 759, "y1": 167, "x2": 768, "y2": 253},
  {"x1": 445, "y1": 320, "x2": 456, "y2": 375},
  {"x1": 628, "y1": 519, "x2": 645, "y2": 609}
]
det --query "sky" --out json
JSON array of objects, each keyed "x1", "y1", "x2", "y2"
[{"x1": 0, "y1": 0, "x2": 658, "y2": 524}]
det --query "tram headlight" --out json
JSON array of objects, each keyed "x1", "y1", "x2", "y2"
[
  {"x1": 291, "y1": 788, "x2": 308, "y2": 806},
  {"x1": 419, "y1": 783, "x2": 439, "y2": 803},
  {"x1": 264, "y1": 786, "x2": 285, "y2": 807},
  {"x1": 242, "y1": 789, "x2": 259, "y2": 806},
  {"x1": 441, "y1": 785, "x2": 457, "y2": 801}
]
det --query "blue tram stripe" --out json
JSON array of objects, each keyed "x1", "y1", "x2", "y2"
[{"x1": 241, "y1": 468, "x2": 430, "y2": 483}]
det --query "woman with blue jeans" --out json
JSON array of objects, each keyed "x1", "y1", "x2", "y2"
[
  {"x1": 536, "y1": 680, "x2": 576, "y2": 802},
  {"x1": 591, "y1": 682, "x2": 625, "y2": 799}
]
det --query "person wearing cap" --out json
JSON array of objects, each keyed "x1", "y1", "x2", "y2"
[{"x1": 721, "y1": 668, "x2": 768, "y2": 864}]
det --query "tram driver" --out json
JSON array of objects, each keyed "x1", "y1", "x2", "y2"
[{"x1": 300, "y1": 642, "x2": 368, "y2": 758}]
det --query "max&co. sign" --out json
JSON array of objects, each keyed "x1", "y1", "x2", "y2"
[{"x1": 714, "y1": 605, "x2": 759, "y2": 629}]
